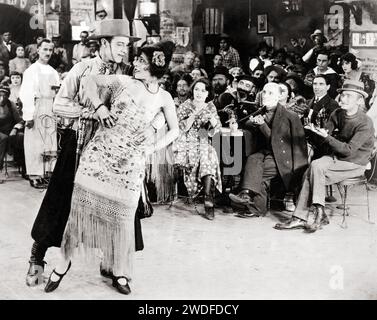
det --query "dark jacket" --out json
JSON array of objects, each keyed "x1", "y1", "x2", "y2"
[
  {"x1": 308, "y1": 94, "x2": 339, "y2": 126},
  {"x1": 270, "y1": 104, "x2": 308, "y2": 192},
  {"x1": 0, "y1": 40, "x2": 17, "y2": 69}
]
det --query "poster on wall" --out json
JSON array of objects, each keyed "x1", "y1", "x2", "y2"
[
  {"x1": 70, "y1": 0, "x2": 95, "y2": 40},
  {"x1": 324, "y1": 4, "x2": 344, "y2": 47},
  {"x1": 175, "y1": 27, "x2": 190, "y2": 47},
  {"x1": 46, "y1": 19, "x2": 59, "y2": 40}
]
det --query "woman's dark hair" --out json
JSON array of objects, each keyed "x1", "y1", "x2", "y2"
[
  {"x1": 339, "y1": 52, "x2": 358, "y2": 70},
  {"x1": 189, "y1": 78, "x2": 212, "y2": 101},
  {"x1": 139, "y1": 40, "x2": 175, "y2": 78}
]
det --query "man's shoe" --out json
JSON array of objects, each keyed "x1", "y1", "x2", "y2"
[
  {"x1": 235, "y1": 211, "x2": 259, "y2": 218},
  {"x1": 274, "y1": 217, "x2": 307, "y2": 230},
  {"x1": 112, "y1": 276, "x2": 131, "y2": 295},
  {"x1": 325, "y1": 195, "x2": 337, "y2": 203},
  {"x1": 305, "y1": 205, "x2": 328, "y2": 233},
  {"x1": 229, "y1": 190, "x2": 253, "y2": 205},
  {"x1": 44, "y1": 261, "x2": 71, "y2": 293},
  {"x1": 26, "y1": 260, "x2": 46, "y2": 287},
  {"x1": 204, "y1": 206, "x2": 215, "y2": 220},
  {"x1": 100, "y1": 264, "x2": 113, "y2": 278}
]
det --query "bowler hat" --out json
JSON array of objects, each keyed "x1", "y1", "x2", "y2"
[
  {"x1": 337, "y1": 79, "x2": 368, "y2": 99},
  {"x1": 88, "y1": 19, "x2": 141, "y2": 42},
  {"x1": 310, "y1": 29, "x2": 328, "y2": 42}
]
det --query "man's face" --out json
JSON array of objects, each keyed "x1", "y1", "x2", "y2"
[
  {"x1": 316, "y1": 54, "x2": 329, "y2": 71},
  {"x1": 176, "y1": 80, "x2": 190, "y2": 97},
  {"x1": 16, "y1": 47, "x2": 25, "y2": 58},
  {"x1": 10, "y1": 75, "x2": 22, "y2": 86},
  {"x1": 259, "y1": 48, "x2": 267, "y2": 58},
  {"x1": 37, "y1": 42, "x2": 54, "y2": 64},
  {"x1": 184, "y1": 53, "x2": 195, "y2": 67},
  {"x1": 219, "y1": 39, "x2": 229, "y2": 51},
  {"x1": 2, "y1": 32, "x2": 11, "y2": 43},
  {"x1": 190, "y1": 69, "x2": 202, "y2": 81},
  {"x1": 286, "y1": 78, "x2": 298, "y2": 92},
  {"x1": 0, "y1": 92, "x2": 9, "y2": 106},
  {"x1": 213, "y1": 55, "x2": 223, "y2": 67},
  {"x1": 266, "y1": 70, "x2": 279, "y2": 83},
  {"x1": 108, "y1": 36, "x2": 130, "y2": 63},
  {"x1": 312, "y1": 77, "x2": 329, "y2": 98},
  {"x1": 212, "y1": 74, "x2": 228, "y2": 94},
  {"x1": 252, "y1": 69, "x2": 263, "y2": 78},
  {"x1": 262, "y1": 83, "x2": 280, "y2": 109},
  {"x1": 339, "y1": 90, "x2": 362, "y2": 112},
  {"x1": 36, "y1": 36, "x2": 44, "y2": 45},
  {"x1": 80, "y1": 32, "x2": 89, "y2": 44},
  {"x1": 0, "y1": 66, "x2": 5, "y2": 78},
  {"x1": 237, "y1": 79, "x2": 256, "y2": 99}
]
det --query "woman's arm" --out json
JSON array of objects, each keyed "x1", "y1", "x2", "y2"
[{"x1": 153, "y1": 92, "x2": 179, "y2": 152}]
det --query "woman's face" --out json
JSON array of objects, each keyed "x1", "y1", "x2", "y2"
[
  {"x1": 342, "y1": 61, "x2": 352, "y2": 74},
  {"x1": 193, "y1": 57, "x2": 201, "y2": 68},
  {"x1": 16, "y1": 47, "x2": 25, "y2": 58},
  {"x1": 193, "y1": 82, "x2": 209, "y2": 103},
  {"x1": 133, "y1": 53, "x2": 151, "y2": 80}
]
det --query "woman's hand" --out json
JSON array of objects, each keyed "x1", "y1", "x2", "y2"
[{"x1": 95, "y1": 105, "x2": 118, "y2": 128}]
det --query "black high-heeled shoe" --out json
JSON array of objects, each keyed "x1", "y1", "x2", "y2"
[
  {"x1": 44, "y1": 261, "x2": 71, "y2": 293},
  {"x1": 112, "y1": 276, "x2": 131, "y2": 295}
]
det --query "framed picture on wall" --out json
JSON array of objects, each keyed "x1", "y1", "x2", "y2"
[
  {"x1": 257, "y1": 14, "x2": 268, "y2": 34},
  {"x1": 263, "y1": 36, "x2": 274, "y2": 47}
]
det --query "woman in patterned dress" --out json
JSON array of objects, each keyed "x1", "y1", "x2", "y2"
[
  {"x1": 174, "y1": 78, "x2": 222, "y2": 220},
  {"x1": 44, "y1": 40, "x2": 179, "y2": 295}
]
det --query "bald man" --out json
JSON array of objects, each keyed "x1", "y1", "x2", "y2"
[{"x1": 229, "y1": 83, "x2": 308, "y2": 217}]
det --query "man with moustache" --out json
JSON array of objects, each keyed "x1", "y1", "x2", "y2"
[
  {"x1": 212, "y1": 66, "x2": 232, "y2": 110},
  {"x1": 275, "y1": 80, "x2": 375, "y2": 232},
  {"x1": 229, "y1": 82, "x2": 308, "y2": 218},
  {"x1": 19, "y1": 39, "x2": 60, "y2": 189},
  {"x1": 25, "y1": 20, "x2": 164, "y2": 286},
  {"x1": 217, "y1": 75, "x2": 258, "y2": 127}
]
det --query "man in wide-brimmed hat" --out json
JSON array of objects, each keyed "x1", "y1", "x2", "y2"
[
  {"x1": 275, "y1": 79, "x2": 375, "y2": 233},
  {"x1": 302, "y1": 29, "x2": 328, "y2": 69},
  {"x1": 25, "y1": 19, "x2": 163, "y2": 287}
]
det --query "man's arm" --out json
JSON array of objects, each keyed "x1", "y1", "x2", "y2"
[
  {"x1": 19, "y1": 67, "x2": 35, "y2": 122},
  {"x1": 325, "y1": 121, "x2": 374, "y2": 158},
  {"x1": 53, "y1": 61, "x2": 90, "y2": 118}
]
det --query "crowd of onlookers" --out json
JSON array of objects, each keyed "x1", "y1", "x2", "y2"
[{"x1": 1, "y1": 26, "x2": 377, "y2": 225}]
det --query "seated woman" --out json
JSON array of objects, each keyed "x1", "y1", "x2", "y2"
[{"x1": 173, "y1": 78, "x2": 222, "y2": 220}]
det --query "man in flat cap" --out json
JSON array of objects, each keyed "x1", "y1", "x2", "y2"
[{"x1": 275, "y1": 80, "x2": 375, "y2": 233}]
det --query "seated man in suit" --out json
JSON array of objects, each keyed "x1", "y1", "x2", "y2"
[
  {"x1": 275, "y1": 80, "x2": 375, "y2": 232},
  {"x1": 229, "y1": 82, "x2": 308, "y2": 217}
]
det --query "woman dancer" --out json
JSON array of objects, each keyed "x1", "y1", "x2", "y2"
[{"x1": 44, "y1": 40, "x2": 178, "y2": 295}]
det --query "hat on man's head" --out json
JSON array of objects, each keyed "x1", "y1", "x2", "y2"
[
  {"x1": 212, "y1": 66, "x2": 232, "y2": 80},
  {"x1": 0, "y1": 85, "x2": 10, "y2": 96},
  {"x1": 337, "y1": 79, "x2": 368, "y2": 99},
  {"x1": 88, "y1": 19, "x2": 141, "y2": 42},
  {"x1": 310, "y1": 29, "x2": 328, "y2": 43},
  {"x1": 219, "y1": 33, "x2": 231, "y2": 40}
]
